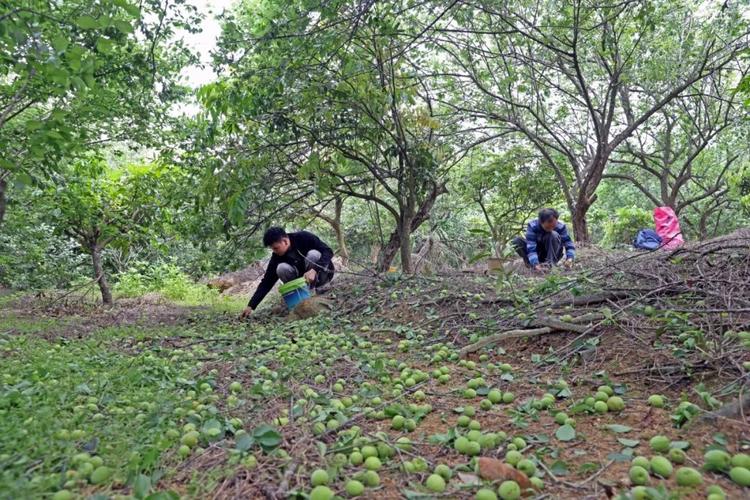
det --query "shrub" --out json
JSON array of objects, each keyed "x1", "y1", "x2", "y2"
[{"x1": 601, "y1": 207, "x2": 653, "y2": 247}]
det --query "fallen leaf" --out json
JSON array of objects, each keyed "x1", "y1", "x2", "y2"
[
  {"x1": 456, "y1": 472, "x2": 481, "y2": 485},
  {"x1": 477, "y1": 457, "x2": 533, "y2": 489}
]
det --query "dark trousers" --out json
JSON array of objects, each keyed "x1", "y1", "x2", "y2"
[{"x1": 512, "y1": 231, "x2": 563, "y2": 267}]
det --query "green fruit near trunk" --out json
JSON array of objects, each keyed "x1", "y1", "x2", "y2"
[
  {"x1": 729, "y1": 466, "x2": 750, "y2": 486},
  {"x1": 650, "y1": 456, "x2": 673, "y2": 478},
  {"x1": 675, "y1": 467, "x2": 703, "y2": 487},
  {"x1": 629, "y1": 465, "x2": 650, "y2": 485},
  {"x1": 668, "y1": 448, "x2": 686, "y2": 464}
]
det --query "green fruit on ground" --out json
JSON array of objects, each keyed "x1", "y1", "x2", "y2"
[
  {"x1": 475, "y1": 488, "x2": 498, "y2": 500},
  {"x1": 395, "y1": 437, "x2": 412, "y2": 451},
  {"x1": 309, "y1": 485, "x2": 334, "y2": 500},
  {"x1": 733, "y1": 453, "x2": 750, "y2": 468},
  {"x1": 647, "y1": 394, "x2": 665, "y2": 408},
  {"x1": 502, "y1": 392, "x2": 515, "y2": 403},
  {"x1": 607, "y1": 396, "x2": 625, "y2": 412},
  {"x1": 90, "y1": 466, "x2": 112, "y2": 485},
  {"x1": 650, "y1": 456, "x2": 673, "y2": 478},
  {"x1": 630, "y1": 486, "x2": 651, "y2": 500},
  {"x1": 345, "y1": 480, "x2": 364, "y2": 496},
  {"x1": 229, "y1": 381, "x2": 242, "y2": 392},
  {"x1": 505, "y1": 450, "x2": 522, "y2": 466},
  {"x1": 391, "y1": 415, "x2": 405, "y2": 430},
  {"x1": 708, "y1": 494, "x2": 724, "y2": 500},
  {"x1": 498, "y1": 480, "x2": 521, "y2": 500},
  {"x1": 706, "y1": 485, "x2": 726, "y2": 498},
  {"x1": 594, "y1": 401, "x2": 608, "y2": 413},
  {"x1": 361, "y1": 470, "x2": 380, "y2": 486},
  {"x1": 78, "y1": 462, "x2": 94, "y2": 478},
  {"x1": 704, "y1": 449, "x2": 731, "y2": 471},
  {"x1": 464, "y1": 406, "x2": 476, "y2": 417},
  {"x1": 181, "y1": 431, "x2": 199, "y2": 447},
  {"x1": 512, "y1": 437, "x2": 526, "y2": 449},
  {"x1": 649, "y1": 435, "x2": 670, "y2": 453},
  {"x1": 599, "y1": 385, "x2": 614, "y2": 396},
  {"x1": 554, "y1": 412, "x2": 568, "y2": 425},
  {"x1": 517, "y1": 459, "x2": 536, "y2": 476},
  {"x1": 464, "y1": 388, "x2": 477, "y2": 398},
  {"x1": 488, "y1": 389, "x2": 503, "y2": 403},
  {"x1": 425, "y1": 474, "x2": 446, "y2": 492},
  {"x1": 469, "y1": 420, "x2": 481, "y2": 430},
  {"x1": 52, "y1": 491, "x2": 74, "y2": 500},
  {"x1": 675, "y1": 467, "x2": 703, "y2": 487},
  {"x1": 311, "y1": 469, "x2": 329, "y2": 486},
  {"x1": 455, "y1": 436, "x2": 471, "y2": 454},
  {"x1": 435, "y1": 464, "x2": 452, "y2": 480},
  {"x1": 530, "y1": 476, "x2": 544, "y2": 489},
  {"x1": 457, "y1": 415, "x2": 471, "y2": 427},
  {"x1": 467, "y1": 430, "x2": 482, "y2": 442},
  {"x1": 178, "y1": 445, "x2": 191, "y2": 458},
  {"x1": 350, "y1": 451, "x2": 363, "y2": 465},
  {"x1": 631, "y1": 456, "x2": 651, "y2": 471},
  {"x1": 466, "y1": 441, "x2": 481, "y2": 456},
  {"x1": 364, "y1": 456, "x2": 382, "y2": 470},
  {"x1": 729, "y1": 466, "x2": 750, "y2": 486},
  {"x1": 480, "y1": 399, "x2": 493, "y2": 410},
  {"x1": 668, "y1": 447, "x2": 686, "y2": 464},
  {"x1": 361, "y1": 445, "x2": 378, "y2": 458},
  {"x1": 629, "y1": 465, "x2": 650, "y2": 486}
]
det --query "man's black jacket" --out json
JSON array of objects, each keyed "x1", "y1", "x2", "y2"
[{"x1": 247, "y1": 231, "x2": 334, "y2": 309}]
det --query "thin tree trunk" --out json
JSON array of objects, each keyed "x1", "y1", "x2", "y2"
[
  {"x1": 333, "y1": 197, "x2": 349, "y2": 265},
  {"x1": 91, "y1": 244, "x2": 112, "y2": 305},
  {"x1": 399, "y1": 218, "x2": 413, "y2": 274},
  {"x1": 572, "y1": 205, "x2": 589, "y2": 244},
  {"x1": 0, "y1": 176, "x2": 7, "y2": 226}
]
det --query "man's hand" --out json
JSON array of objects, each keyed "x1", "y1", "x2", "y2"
[
  {"x1": 239, "y1": 306, "x2": 253, "y2": 320},
  {"x1": 304, "y1": 269, "x2": 317, "y2": 285},
  {"x1": 533, "y1": 264, "x2": 544, "y2": 272},
  {"x1": 563, "y1": 258, "x2": 574, "y2": 269}
]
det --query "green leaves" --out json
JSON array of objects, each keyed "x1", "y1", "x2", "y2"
[
  {"x1": 252, "y1": 424, "x2": 282, "y2": 452},
  {"x1": 604, "y1": 424, "x2": 632, "y2": 433},
  {"x1": 555, "y1": 424, "x2": 576, "y2": 441},
  {"x1": 76, "y1": 15, "x2": 100, "y2": 30}
]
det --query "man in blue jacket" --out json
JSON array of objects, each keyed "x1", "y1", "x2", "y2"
[
  {"x1": 511, "y1": 208, "x2": 576, "y2": 270},
  {"x1": 240, "y1": 227, "x2": 335, "y2": 318}
]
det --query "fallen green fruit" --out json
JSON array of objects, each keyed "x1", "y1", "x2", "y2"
[
  {"x1": 650, "y1": 456, "x2": 673, "y2": 478},
  {"x1": 345, "y1": 479, "x2": 364, "y2": 496},
  {"x1": 631, "y1": 456, "x2": 651, "y2": 471},
  {"x1": 733, "y1": 453, "x2": 750, "y2": 469},
  {"x1": 675, "y1": 467, "x2": 703, "y2": 487},
  {"x1": 52, "y1": 491, "x2": 74, "y2": 500},
  {"x1": 505, "y1": 450, "x2": 522, "y2": 466},
  {"x1": 729, "y1": 466, "x2": 750, "y2": 487},
  {"x1": 594, "y1": 401, "x2": 608, "y2": 413},
  {"x1": 607, "y1": 396, "x2": 625, "y2": 412},
  {"x1": 517, "y1": 459, "x2": 536, "y2": 477},
  {"x1": 647, "y1": 394, "x2": 665, "y2": 408},
  {"x1": 311, "y1": 469, "x2": 329, "y2": 486},
  {"x1": 630, "y1": 486, "x2": 649, "y2": 500},
  {"x1": 649, "y1": 435, "x2": 670, "y2": 453},
  {"x1": 629, "y1": 465, "x2": 650, "y2": 485},
  {"x1": 668, "y1": 447, "x2": 686, "y2": 464},
  {"x1": 704, "y1": 449, "x2": 731, "y2": 472},
  {"x1": 309, "y1": 485, "x2": 334, "y2": 500},
  {"x1": 435, "y1": 463, "x2": 452, "y2": 480},
  {"x1": 475, "y1": 488, "x2": 498, "y2": 500},
  {"x1": 425, "y1": 473, "x2": 446, "y2": 492},
  {"x1": 90, "y1": 466, "x2": 112, "y2": 485},
  {"x1": 498, "y1": 480, "x2": 521, "y2": 500},
  {"x1": 364, "y1": 456, "x2": 381, "y2": 470}
]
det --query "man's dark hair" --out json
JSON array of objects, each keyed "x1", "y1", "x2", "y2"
[
  {"x1": 263, "y1": 226, "x2": 288, "y2": 246},
  {"x1": 538, "y1": 208, "x2": 559, "y2": 223}
]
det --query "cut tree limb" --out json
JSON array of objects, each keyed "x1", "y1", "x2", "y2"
[{"x1": 459, "y1": 313, "x2": 605, "y2": 356}]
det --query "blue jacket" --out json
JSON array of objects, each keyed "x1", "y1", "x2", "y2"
[{"x1": 525, "y1": 219, "x2": 576, "y2": 266}]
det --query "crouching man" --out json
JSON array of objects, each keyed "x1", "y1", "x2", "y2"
[
  {"x1": 240, "y1": 227, "x2": 335, "y2": 319},
  {"x1": 511, "y1": 208, "x2": 576, "y2": 271}
]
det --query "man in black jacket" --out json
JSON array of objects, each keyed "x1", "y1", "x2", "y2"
[{"x1": 240, "y1": 227, "x2": 335, "y2": 318}]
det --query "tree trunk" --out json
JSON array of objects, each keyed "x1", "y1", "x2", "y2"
[
  {"x1": 375, "y1": 183, "x2": 447, "y2": 272},
  {"x1": 91, "y1": 245, "x2": 113, "y2": 305},
  {"x1": 571, "y1": 204, "x2": 589, "y2": 244},
  {"x1": 0, "y1": 176, "x2": 7, "y2": 227},
  {"x1": 333, "y1": 197, "x2": 349, "y2": 265},
  {"x1": 399, "y1": 218, "x2": 413, "y2": 273}
]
